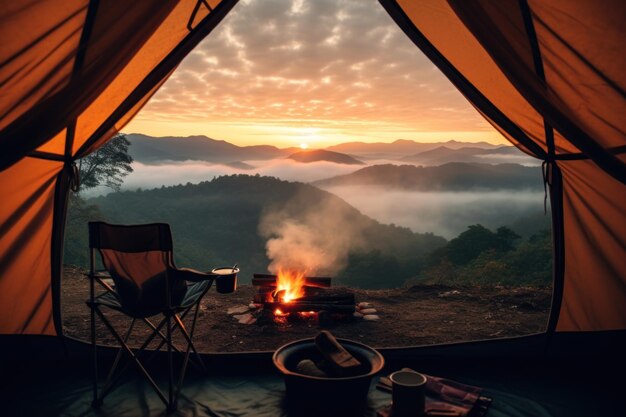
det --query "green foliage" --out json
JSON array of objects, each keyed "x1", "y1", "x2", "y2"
[
  {"x1": 64, "y1": 166, "x2": 552, "y2": 289},
  {"x1": 64, "y1": 134, "x2": 133, "y2": 265},
  {"x1": 78, "y1": 134, "x2": 133, "y2": 191},
  {"x1": 420, "y1": 226, "x2": 551, "y2": 286},
  {"x1": 429, "y1": 224, "x2": 520, "y2": 266},
  {"x1": 63, "y1": 194, "x2": 105, "y2": 266},
  {"x1": 71, "y1": 175, "x2": 447, "y2": 287}
]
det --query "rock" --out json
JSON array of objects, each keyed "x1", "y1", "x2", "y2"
[
  {"x1": 235, "y1": 313, "x2": 256, "y2": 324},
  {"x1": 296, "y1": 360, "x2": 328, "y2": 377},
  {"x1": 228, "y1": 305, "x2": 250, "y2": 315},
  {"x1": 353, "y1": 311, "x2": 363, "y2": 318},
  {"x1": 363, "y1": 314, "x2": 380, "y2": 321},
  {"x1": 249, "y1": 303, "x2": 263, "y2": 310},
  {"x1": 357, "y1": 302, "x2": 372, "y2": 309},
  {"x1": 360, "y1": 308, "x2": 377, "y2": 314},
  {"x1": 438, "y1": 290, "x2": 461, "y2": 298}
]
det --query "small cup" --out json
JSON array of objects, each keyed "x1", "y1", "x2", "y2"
[
  {"x1": 390, "y1": 370, "x2": 427, "y2": 417},
  {"x1": 212, "y1": 267, "x2": 239, "y2": 294}
]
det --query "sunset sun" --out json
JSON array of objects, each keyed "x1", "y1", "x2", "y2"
[{"x1": 299, "y1": 143, "x2": 308, "y2": 150}]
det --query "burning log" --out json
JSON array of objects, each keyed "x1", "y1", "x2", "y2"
[
  {"x1": 266, "y1": 302, "x2": 354, "y2": 314},
  {"x1": 252, "y1": 273, "x2": 331, "y2": 288},
  {"x1": 296, "y1": 292, "x2": 355, "y2": 305}
]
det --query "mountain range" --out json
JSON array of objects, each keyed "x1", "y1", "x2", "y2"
[
  {"x1": 124, "y1": 133, "x2": 525, "y2": 166},
  {"x1": 400, "y1": 145, "x2": 537, "y2": 166},
  {"x1": 126, "y1": 133, "x2": 296, "y2": 163},
  {"x1": 287, "y1": 149, "x2": 365, "y2": 165},
  {"x1": 325, "y1": 139, "x2": 501, "y2": 160},
  {"x1": 313, "y1": 163, "x2": 543, "y2": 191}
]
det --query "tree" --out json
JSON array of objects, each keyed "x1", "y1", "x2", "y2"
[
  {"x1": 65, "y1": 134, "x2": 133, "y2": 266},
  {"x1": 78, "y1": 133, "x2": 133, "y2": 192}
]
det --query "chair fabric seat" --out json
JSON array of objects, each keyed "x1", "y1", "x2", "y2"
[{"x1": 93, "y1": 280, "x2": 211, "y2": 318}]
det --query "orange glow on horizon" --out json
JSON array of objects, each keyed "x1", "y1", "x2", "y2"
[{"x1": 122, "y1": 118, "x2": 509, "y2": 148}]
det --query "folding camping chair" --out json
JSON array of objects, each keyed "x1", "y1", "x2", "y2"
[{"x1": 87, "y1": 221, "x2": 220, "y2": 412}]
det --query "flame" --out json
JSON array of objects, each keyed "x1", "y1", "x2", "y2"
[{"x1": 275, "y1": 269, "x2": 306, "y2": 303}]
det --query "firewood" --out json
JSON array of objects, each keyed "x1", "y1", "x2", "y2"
[
  {"x1": 265, "y1": 302, "x2": 354, "y2": 314},
  {"x1": 296, "y1": 292, "x2": 355, "y2": 304},
  {"x1": 314, "y1": 330, "x2": 361, "y2": 375},
  {"x1": 252, "y1": 274, "x2": 331, "y2": 288}
]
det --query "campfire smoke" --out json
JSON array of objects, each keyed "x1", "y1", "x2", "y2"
[{"x1": 259, "y1": 191, "x2": 367, "y2": 275}]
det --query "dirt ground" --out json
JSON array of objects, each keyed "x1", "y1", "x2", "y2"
[{"x1": 62, "y1": 266, "x2": 552, "y2": 352}]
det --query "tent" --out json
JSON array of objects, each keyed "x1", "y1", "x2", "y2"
[{"x1": 1, "y1": 1, "x2": 625, "y2": 416}]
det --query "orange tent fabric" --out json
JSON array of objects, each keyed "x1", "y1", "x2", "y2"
[
  {"x1": 0, "y1": 0, "x2": 237, "y2": 334},
  {"x1": 0, "y1": 0, "x2": 624, "y2": 336},
  {"x1": 381, "y1": 0, "x2": 626, "y2": 331}
]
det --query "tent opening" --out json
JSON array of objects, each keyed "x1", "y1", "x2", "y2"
[{"x1": 60, "y1": 0, "x2": 553, "y2": 353}]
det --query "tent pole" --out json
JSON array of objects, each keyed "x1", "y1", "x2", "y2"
[
  {"x1": 517, "y1": 0, "x2": 566, "y2": 346},
  {"x1": 377, "y1": 0, "x2": 547, "y2": 160},
  {"x1": 74, "y1": 0, "x2": 239, "y2": 158},
  {"x1": 545, "y1": 164, "x2": 565, "y2": 337},
  {"x1": 50, "y1": 164, "x2": 73, "y2": 347}
]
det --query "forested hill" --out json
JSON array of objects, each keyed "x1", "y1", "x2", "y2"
[
  {"x1": 313, "y1": 163, "x2": 543, "y2": 191},
  {"x1": 79, "y1": 175, "x2": 446, "y2": 288}
]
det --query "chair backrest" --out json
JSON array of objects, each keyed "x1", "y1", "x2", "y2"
[{"x1": 88, "y1": 222, "x2": 186, "y2": 315}]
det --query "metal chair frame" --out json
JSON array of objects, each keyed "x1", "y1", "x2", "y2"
[{"x1": 87, "y1": 222, "x2": 215, "y2": 412}]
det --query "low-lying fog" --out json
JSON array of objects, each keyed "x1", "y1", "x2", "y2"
[
  {"x1": 102, "y1": 159, "x2": 361, "y2": 193},
  {"x1": 318, "y1": 186, "x2": 546, "y2": 239},
  {"x1": 85, "y1": 160, "x2": 547, "y2": 239}
]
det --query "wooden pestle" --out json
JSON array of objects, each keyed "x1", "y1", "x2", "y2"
[{"x1": 314, "y1": 330, "x2": 361, "y2": 375}]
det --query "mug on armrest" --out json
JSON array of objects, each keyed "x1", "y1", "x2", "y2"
[{"x1": 211, "y1": 267, "x2": 239, "y2": 293}]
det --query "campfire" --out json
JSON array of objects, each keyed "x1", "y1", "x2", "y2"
[{"x1": 252, "y1": 271, "x2": 355, "y2": 321}]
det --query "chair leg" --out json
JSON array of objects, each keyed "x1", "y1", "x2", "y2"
[
  {"x1": 142, "y1": 317, "x2": 185, "y2": 354},
  {"x1": 98, "y1": 319, "x2": 137, "y2": 401},
  {"x1": 167, "y1": 313, "x2": 175, "y2": 412},
  {"x1": 90, "y1": 302, "x2": 101, "y2": 408},
  {"x1": 144, "y1": 311, "x2": 204, "y2": 371},
  {"x1": 172, "y1": 312, "x2": 196, "y2": 407},
  {"x1": 93, "y1": 306, "x2": 170, "y2": 407},
  {"x1": 188, "y1": 303, "x2": 207, "y2": 373}
]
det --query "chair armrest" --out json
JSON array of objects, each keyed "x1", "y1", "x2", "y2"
[{"x1": 172, "y1": 267, "x2": 218, "y2": 282}]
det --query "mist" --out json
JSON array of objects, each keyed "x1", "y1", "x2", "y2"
[
  {"x1": 82, "y1": 159, "x2": 361, "y2": 197},
  {"x1": 83, "y1": 159, "x2": 548, "y2": 241},
  {"x1": 319, "y1": 185, "x2": 546, "y2": 239}
]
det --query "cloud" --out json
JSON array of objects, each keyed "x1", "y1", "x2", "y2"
[{"x1": 127, "y1": 0, "x2": 496, "y2": 142}]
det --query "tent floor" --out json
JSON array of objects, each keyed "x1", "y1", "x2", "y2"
[
  {"x1": 2, "y1": 333, "x2": 626, "y2": 416},
  {"x1": 2, "y1": 348, "x2": 625, "y2": 417}
]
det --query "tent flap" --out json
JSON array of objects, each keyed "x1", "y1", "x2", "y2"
[{"x1": 382, "y1": 0, "x2": 626, "y2": 331}]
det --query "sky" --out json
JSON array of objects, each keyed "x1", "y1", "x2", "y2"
[{"x1": 123, "y1": 0, "x2": 507, "y2": 148}]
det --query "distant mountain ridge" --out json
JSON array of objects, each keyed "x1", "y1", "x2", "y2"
[
  {"x1": 126, "y1": 133, "x2": 297, "y2": 163},
  {"x1": 400, "y1": 145, "x2": 537, "y2": 166},
  {"x1": 325, "y1": 139, "x2": 501, "y2": 160},
  {"x1": 287, "y1": 149, "x2": 365, "y2": 165},
  {"x1": 313, "y1": 163, "x2": 543, "y2": 191},
  {"x1": 125, "y1": 133, "x2": 509, "y2": 164}
]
